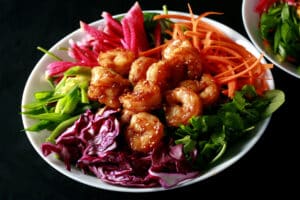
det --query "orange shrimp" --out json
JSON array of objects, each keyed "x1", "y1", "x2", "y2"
[
  {"x1": 180, "y1": 73, "x2": 219, "y2": 107},
  {"x1": 98, "y1": 48, "x2": 135, "y2": 76},
  {"x1": 162, "y1": 39, "x2": 202, "y2": 80},
  {"x1": 128, "y1": 56, "x2": 158, "y2": 85},
  {"x1": 119, "y1": 80, "x2": 162, "y2": 112},
  {"x1": 164, "y1": 86, "x2": 202, "y2": 127},
  {"x1": 87, "y1": 66, "x2": 131, "y2": 108},
  {"x1": 125, "y1": 112, "x2": 164, "y2": 153}
]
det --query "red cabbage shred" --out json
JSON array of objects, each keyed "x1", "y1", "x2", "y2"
[{"x1": 41, "y1": 109, "x2": 199, "y2": 188}]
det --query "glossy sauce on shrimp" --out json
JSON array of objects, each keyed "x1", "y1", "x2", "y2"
[
  {"x1": 164, "y1": 86, "x2": 202, "y2": 127},
  {"x1": 162, "y1": 39, "x2": 202, "y2": 80},
  {"x1": 88, "y1": 66, "x2": 131, "y2": 108},
  {"x1": 87, "y1": 38, "x2": 220, "y2": 153},
  {"x1": 125, "y1": 112, "x2": 164, "y2": 153},
  {"x1": 180, "y1": 73, "x2": 219, "y2": 107}
]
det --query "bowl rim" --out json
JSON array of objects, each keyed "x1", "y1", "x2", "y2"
[{"x1": 242, "y1": 0, "x2": 300, "y2": 79}]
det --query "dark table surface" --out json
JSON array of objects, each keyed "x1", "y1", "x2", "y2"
[{"x1": 1, "y1": 0, "x2": 299, "y2": 199}]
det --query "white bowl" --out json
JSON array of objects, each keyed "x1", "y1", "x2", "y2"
[
  {"x1": 22, "y1": 10, "x2": 274, "y2": 192},
  {"x1": 242, "y1": 0, "x2": 300, "y2": 79}
]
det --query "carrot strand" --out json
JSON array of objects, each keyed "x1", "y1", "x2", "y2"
[{"x1": 146, "y1": 9, "x2": 273, "y2": 98}]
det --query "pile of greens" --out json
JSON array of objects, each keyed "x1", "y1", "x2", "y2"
[
  {"x1": 259, "y1": 1, "x2": 300, "y2": 72},
  {"x1": 173, "y1": 85, "x2": 285, "y2": 168}
]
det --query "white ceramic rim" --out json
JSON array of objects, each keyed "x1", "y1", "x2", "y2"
[{"x1": 242, "y1": 0, "x2": 300, "y2": 79}]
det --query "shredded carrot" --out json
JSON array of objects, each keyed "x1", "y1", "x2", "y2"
[
  {"x1": 227, "y1": 80, "x2": 237, "y2": 98},
  {"x1": 153, "y1": 14, "x2": 191, "y2": 21},
  {"x1": 197, "y1": 11, "x2": 224, "y2": 19},
  {"x1": 147, "y1": 5, "x2": 273, "y2": 98},
  {"x1": 139, "y1": 43, "x2": 168, "y2": 57},
  {"x1": 216, "y1": 55, "x2": 263, "y2": 84}
]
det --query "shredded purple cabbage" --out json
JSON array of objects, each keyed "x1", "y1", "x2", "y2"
[{"x1": 41, "y1": 109, "x2": 199, "y2": 188}]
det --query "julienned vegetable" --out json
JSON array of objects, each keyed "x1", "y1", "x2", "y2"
[
  {"x1": 256, "y1": 0, "x2": 300, "y2": 70},
  {"x1": 22, "y1": 66, "x2": 97, "y2": 136},
  {"x1": 22, "y1": 2, "x2": 285, "y2": 189},
  {"x1": 143, "y1": 9, "x2": 273, "y2": 99}
]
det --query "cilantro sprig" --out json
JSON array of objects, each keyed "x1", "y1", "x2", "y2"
[{"x1": 174, "y1": 85, "x2": 285, "y2": 168}]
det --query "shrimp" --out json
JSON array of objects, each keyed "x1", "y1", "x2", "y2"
[
  {"x1": 179, "y1": 79, "x2": 203, "y2": 92},
  {"x1": 162, "y1": 39, "x2": 202, "y2": 80},
  {"x1": 128, "y1": 56, "x2": 157, "y2": 85},
  {"x1": 146, "y1": 60, "x2": 186, "y2": 91},
  {"x1": 164, "y1": 87, "x2": 202, "y2": 127},
  {"x1": 199, "y1": 73, "x2": 219, "y2": 107},
  {"x1": 119, "y1": 80, "x2": 162, "y2": 112},
  {"x1": 120, "y1": 109, "x2": 135, "y2": 125},
  {"x1": 98, "y1": 48, "x2": 135, "y2": 76},
  {"x1": 162, "y1": 39, "x2": 193, "y2": 59},
  {"x1": 146, "y1": 60, "x2": 171, "y2": 91},
  {"x1": 125, "y1": 112, "x2": 164, "y2": 153},
  {"x1": 88, "y1": 66, "x2": 131, "y2": 108},
  {"x1": 179, "y1": 73, "x2": 220, "y2": 107}
]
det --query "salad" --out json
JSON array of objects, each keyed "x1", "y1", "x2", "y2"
[
  {"x1": 255, "y1": 0, "x2": 300, "y2": 72},
  {"x1": 22, "y1": 2, "x2": 285, "y2": 188}
]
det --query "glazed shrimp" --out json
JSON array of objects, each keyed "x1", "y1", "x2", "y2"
[
  {"x1": 146, "y1": 60, "x2": 171, "y2": 91},
  {"x1": 199, "y1": 73, "x2": 219, "y2": 107},
  {"x1": 179, "y1": 73, "x2": 220, "y2": 107},
  {"x1": 164, "y1": 87, "x2": 202, "y2": 127},
  {"x1": 146, "y1": 60, "x2": 186, "y2": 91},
  {"x1": 128, "y1": 56, "x2": 157, "y2": 85},
  {"x1": 162, "y1": 39, "x2": 193, "y2": 59},
  {"x1": 88, "y1": 66, "x2": 131, "y2": 108},
  {"x1": 125, "y1": 112, "x2": 164, "y2": 153},
  {"x1": 120, "y1": 109, "x2": 135, "y2": 125},
  {"x1": 119, "y1": 80, "x2": 162, "y2": 112},
  {"x1": 98, "y1": 48, "x2": 135, "y2": 76},
  {"x1": 162, "y1": 39, "x2": 202, "y2": 80}
]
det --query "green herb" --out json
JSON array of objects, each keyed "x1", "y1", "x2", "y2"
[
  {"x1": 259, "y1": 2, "x2": 300, "y2": 68},
  {"x1": 37, "y1": 46, "x2": 63, "y2": 61},
  {"x1": 174, "y1": 85, "x2": 285, "y2": 169}
]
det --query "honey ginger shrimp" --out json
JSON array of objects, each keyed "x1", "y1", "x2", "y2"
[
  {"x1": 98, "y1": 48, "x2": 135, "y2": 76},
  {"x1": 125, "y1": 112, "x2": 164, "y2": 153},
  {"x1": 199, "y1": 73, "x2": 220, "y2": 107},
  {"x1": 146, "y1": 60, "x2": 186, "y2": 91},
  {"x1": 164, "y1": 87, "x2": 202, "y2": 127},
  {"x1": 162, "y1": 39, "x2": 202, "y2": 80},
  {"x1": 128, "y1": 56, "x2": 157, "y2": 85},
  {"x1": 119, "y1": 80, "x2": 162, "y2": 112},
  {"x1": 146, "y1": 60, "x2": 170, "y2": 91},
  {"x1": 88, "y1": 66, "x2": 131, "y2": 108},
  {"x1": 120, "y1": 109, "x2": 135, "y2": 125},
  {"x1": 179, "y1": 73, "x2": 220, "y2": 107},
  {"x1": 162, "y1": 39, "x2": 193, "y2": 59}
]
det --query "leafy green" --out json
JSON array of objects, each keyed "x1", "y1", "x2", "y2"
[
  {"x1": 174, "y1": 85, "x2": 285, "y2": 169},
  {"x1": 261, "y1": 89, "x2": 285, "y2": 118},
  {"x1": 259, "y1": 2, "x2": 300, "y2": 70}
]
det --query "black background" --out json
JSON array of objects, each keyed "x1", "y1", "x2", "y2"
[{"x1": 0, "y1": 0, "x2": 298, "y2": 199}]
